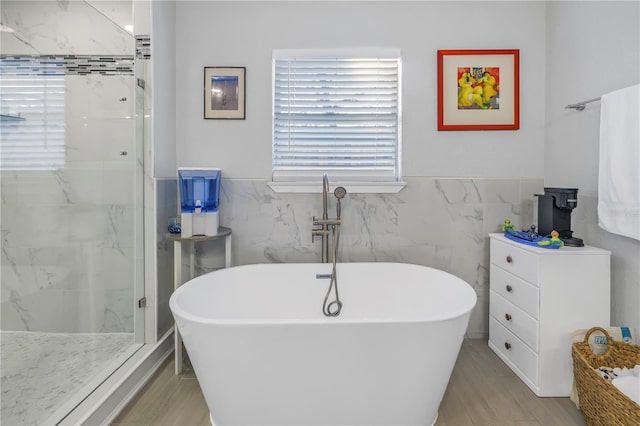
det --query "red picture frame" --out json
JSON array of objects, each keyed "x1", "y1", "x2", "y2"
[{"x1": 437, "y1": 49, "x2": 519, "y2": 131}]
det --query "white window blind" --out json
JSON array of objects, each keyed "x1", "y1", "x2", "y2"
[
  {"x1": 273, "y1": 50, "x2": 401, "y2": 183},
  {"x1": 0, "y1": 59, "x2": 65, "y2": 171}
]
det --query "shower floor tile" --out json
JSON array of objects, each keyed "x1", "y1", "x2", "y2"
[{"x1": 1, "y1": 331, "x2": 136, "y2": 426}]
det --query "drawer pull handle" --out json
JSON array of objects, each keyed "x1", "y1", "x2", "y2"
[
  {"x1": 505, "y1": 342, "x2": 512, "y2": 350},
  {"x1": 506, "y1": 284, "x2": 513, "y2": 292},
  {"x1": 505, "y1": 313, "x2": 512, "y2": 321},
  {"x1": 506, "y1": 255, "x2": 513, "y2": 263}
]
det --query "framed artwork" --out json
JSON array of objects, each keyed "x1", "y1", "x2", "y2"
[
  {"x1": 204, "y1": 67, "x2": 246, "y2": 119},
  {"x1": 437, "y1": 49, "x2": 519, "y2": 131}
]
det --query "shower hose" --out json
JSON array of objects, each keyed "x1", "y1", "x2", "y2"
[{"x1": 322, "y1": 224, "x2": 343, "y2": 317}]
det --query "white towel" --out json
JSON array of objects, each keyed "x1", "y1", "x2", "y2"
[
  {"x1": 598, "y1": 84, "x2": 640, "y2": 240},
  {"x1": 612, "y1": 376, "x2": 640, "y2": 405}
]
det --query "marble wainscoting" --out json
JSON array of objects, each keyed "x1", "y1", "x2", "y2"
[
  {"x1": 178, "y1": 177, "x2": 543, "y2": 338},
  {"x1": 155, "y1": 178, "x2": 178, "y2": 338}
]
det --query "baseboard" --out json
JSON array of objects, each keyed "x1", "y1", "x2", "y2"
[{"x1": 58, "y1": 329, "x2": 174, "y2": 426}]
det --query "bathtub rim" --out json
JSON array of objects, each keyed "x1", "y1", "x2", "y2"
[{"x1": 169, "y1": 262, "x2": 478, "y2": 326}]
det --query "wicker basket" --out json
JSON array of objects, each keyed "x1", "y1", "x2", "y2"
[{"x1": 572, "y1": 327, "x2": 640, "y2": 425}]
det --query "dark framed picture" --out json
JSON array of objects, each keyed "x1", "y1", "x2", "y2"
[
  {"x1": 204, "y1": 67, "x2": 246, "y2": 119},
  {"x1": 437, "y1": 49, "x2": 519, "y2": 131}
]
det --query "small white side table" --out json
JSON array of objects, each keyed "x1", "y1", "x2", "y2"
[{"x1": 166, "y1": 226, "x2": 232, "y2": 374}]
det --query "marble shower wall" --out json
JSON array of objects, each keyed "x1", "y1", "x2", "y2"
[
  {"x1": 0, "y1": 1, "x2": 134, "y2": 56},
  {"x1": 181, "y1": 177, "x2": 543, "y2": 338},
  {"x1": 0, "y1": 1, "x2": 141, "y2": 333},
  {"x1": 0, "y1": 75, "x2": 137, "y2": 333}
]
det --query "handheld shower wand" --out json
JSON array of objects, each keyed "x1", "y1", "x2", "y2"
[{"x1": 334, "y1": 186, "x2": 347, "y2": 219}]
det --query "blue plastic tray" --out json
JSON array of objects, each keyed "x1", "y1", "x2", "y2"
[{"x1": 503, "y1": 231, "x2": 561, "y2": 249}]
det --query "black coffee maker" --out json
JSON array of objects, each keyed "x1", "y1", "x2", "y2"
[{"x1": 535, "y1": 187, "x2": 584, "y2": 247}]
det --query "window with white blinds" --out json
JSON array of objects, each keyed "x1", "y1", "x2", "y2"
[
  {"x1": 0, "y1": 61, "x2": 65, "y2": 171},
  {"x1": 272, "y1": 49, "x2": 401, "y2": 183}
]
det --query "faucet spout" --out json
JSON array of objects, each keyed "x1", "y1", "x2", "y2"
[
  {"x1": 320, "y1": 173, "x2": 330, "y2": 262},
  {"x1": 322, "y1": 173, "x2": 329, "y2": 220}
]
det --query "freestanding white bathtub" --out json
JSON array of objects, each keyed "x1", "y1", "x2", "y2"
[{"x1": 169, "y1": 262, "x2": 477, "y2": 426}]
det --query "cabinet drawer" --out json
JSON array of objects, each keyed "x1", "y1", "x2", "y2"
[
  {"x1": 490, "y1": 291, "x2": 538, "y2": 352},
  {"x1": 489, "y1": 318, "x2": 538, "y2": 386},
  {"x1": 491, "y1": 238, "x2": 539, "y2": 283},
  {"x1": 490, "y1": 265, "x2": 539, "y2": 319}
]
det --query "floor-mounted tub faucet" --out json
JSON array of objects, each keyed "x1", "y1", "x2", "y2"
[
  {"x1": 312, "y1": 173, "x2": 346, "y2": 316},
  {"x1": 312, "y1": 173, "x2": 344, "y2": 263}
]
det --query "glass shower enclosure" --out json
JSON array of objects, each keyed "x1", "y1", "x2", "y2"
[{"x1": 0, "y1": 1, "x2": 145, "y2": 424}]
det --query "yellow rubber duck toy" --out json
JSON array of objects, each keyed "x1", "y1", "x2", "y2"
[
  {"x1": 502, "y1": 219, "x2": 515, "y2": 232},
  {"x1": 537, "y1": 230, "x2": 564, "y2": 247}
]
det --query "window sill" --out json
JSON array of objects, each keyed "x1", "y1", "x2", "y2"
[{"x1": 267, "y1": 181, "x2": 407, "y2": 194}]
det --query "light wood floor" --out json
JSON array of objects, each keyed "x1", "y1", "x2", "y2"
[{"x1": 112, "y1": 339, "x2": 586, "y2": 426}]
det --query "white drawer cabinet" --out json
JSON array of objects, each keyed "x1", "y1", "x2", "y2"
[{"x1": 488, "y1": 233, "x2": 610, "y2": 397}]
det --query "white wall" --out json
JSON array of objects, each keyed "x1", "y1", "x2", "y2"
[
  {"x1": 157, "y1": 1, "x2": 548, "y2": 338},
  {"x1": 150, "y1": 1, "x2": 178, "y2": 339},
  {"x1": 170, "y1": 1, "x2": 546, "y2": 179},
  {"x1": 153, "y1": 0, "x2": 640, "y2": 336},
  {"x1": 545, "y1": 1, "x2": 640, "y2": 193},
  {"x1": 545, "y1": 1, "x2": 640, "y2": 333},
  {"x1": 151, "y1": 0, "x2": 177, "y2": 178}
]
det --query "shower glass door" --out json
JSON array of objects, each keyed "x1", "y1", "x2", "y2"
[{"x1": 0, "y1": 1, "x2": 145, "y2": 424}]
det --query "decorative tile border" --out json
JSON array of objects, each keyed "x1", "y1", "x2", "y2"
[
  {"x1": 136, "y1": 35, "x2": 151, "y2": 60},
  {"x1": 0, "y1": 55, "x2": 135, "y2": 75}
]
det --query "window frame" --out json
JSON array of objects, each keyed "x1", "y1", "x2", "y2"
[{"x1": 269, "y1": 48, "x2": 405, "y2": 194}]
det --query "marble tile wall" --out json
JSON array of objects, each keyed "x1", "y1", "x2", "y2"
[
  {"x1": 0, "y1": 1, "x2": 134, "y2": 56},
  {"x1": 1, "y1": 74, "x2": 138, "y2": 333},
  {"x1": 155, "y1": 179, "x2": 177, "y2": 338},
  {"x1": 170, "y1": 177, "x2": 543, "y2": 338}
]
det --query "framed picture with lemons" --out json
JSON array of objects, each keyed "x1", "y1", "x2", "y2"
[{"x1": 437, "y1": 49, "x2": 519, "y2": 131}]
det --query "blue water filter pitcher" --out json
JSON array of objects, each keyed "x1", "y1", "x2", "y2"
[{"x1": 178, "y1": 168, "x2": 221, "y2": 237}]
